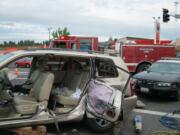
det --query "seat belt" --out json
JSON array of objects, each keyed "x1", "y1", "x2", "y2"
[{"x1": 49, "y1": 110, "x2": 61, "y2": 135}]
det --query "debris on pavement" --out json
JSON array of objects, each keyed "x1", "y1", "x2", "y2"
[{"x1": 134, "y1": 115, "x2": 142, "y2": 133}]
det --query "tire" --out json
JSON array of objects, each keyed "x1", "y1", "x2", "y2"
[
  {"x1": 136, "y1": 63, "x2": 151, "y2": 73},
  {"x1": 86, "y1": 118, "x2": 113, "y2": 133},
  {"x1": 26, "y1": 64, "x2": 30, "y2": 68}
]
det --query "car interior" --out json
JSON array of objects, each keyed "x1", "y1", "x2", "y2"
[{"x1": 0, "y1": 55, "x2": 92, "y2": 120}]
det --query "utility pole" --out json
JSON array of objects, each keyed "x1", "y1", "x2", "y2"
[
  {"x1": 153, "y1": 17, "x2": 160, "y2": 44},
  {"x1": 48, "y1": 27, "x2": 52, "y2": 45}
]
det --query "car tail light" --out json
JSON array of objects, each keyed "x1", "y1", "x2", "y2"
[{"x1": 130, "y1": 79, "x2": 135, "y2": 96}]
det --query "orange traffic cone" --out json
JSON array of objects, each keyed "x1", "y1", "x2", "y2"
[{"x1": 15, "y1": 68, "x2": 19, "y2": 75}]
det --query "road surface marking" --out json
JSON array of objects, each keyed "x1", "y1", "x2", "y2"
[
  {"x1": 15, "y1": 72, "x2": 28, "y2": 75},
  {"x1": 18, "y1": 72, "x2": 28, "y2": 74},
  {"x1": 133, "y1": 109, "x2": 180, "y2": 119}
]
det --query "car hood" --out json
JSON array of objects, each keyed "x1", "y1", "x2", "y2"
[{"x1": 133, "y1": 71, "x2": 180, "y2": 83}]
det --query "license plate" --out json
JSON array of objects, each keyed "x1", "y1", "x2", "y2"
[{"x1": 140, "y1": 87, "x2": 149, "y2": 93}]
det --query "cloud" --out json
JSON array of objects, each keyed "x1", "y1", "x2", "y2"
[{"x1": 0, "y1": 0, "x2": 179, "y2": 42}]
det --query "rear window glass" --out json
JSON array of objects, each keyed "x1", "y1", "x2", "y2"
[{"x1": 95, "y1": 58, "x2": 118, "y2": 77}]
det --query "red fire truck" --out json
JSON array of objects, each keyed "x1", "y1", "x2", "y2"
[
  {"x1": 115, "y1": 37, "x2": 176, "y2": 73},
  {"x1": 50, "y1": 35, "x2": 99, "y2": 51}
]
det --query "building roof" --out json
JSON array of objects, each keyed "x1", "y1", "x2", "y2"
[{"x1": 120, "y1": 37, "x2": 153, "y2": 41}]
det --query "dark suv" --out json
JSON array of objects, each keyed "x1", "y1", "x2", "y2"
[{"x1": 133, "y1": 58, "x2": 180, "y2": 100}]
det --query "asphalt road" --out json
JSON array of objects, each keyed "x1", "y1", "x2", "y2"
[
  {"x1": 121, "y1": 94, "x2": 180, "y2": 135},
  {"x1": 7, "y1": 68, "x2": 180, "y2": 135}
]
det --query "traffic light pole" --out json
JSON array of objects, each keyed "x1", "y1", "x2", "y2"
[
  {"x1": 174, "y1": 14, "x2": 180, "y2": 19},
  {"x1": 174, "y1": 2, "x2": 180, "y2": 19},
  {"x1": 163, "y1": 2, "x2": 180, "y2": 22},
  {"x1": 168, "y1": 14, "x2": 180, "y2": 20}
]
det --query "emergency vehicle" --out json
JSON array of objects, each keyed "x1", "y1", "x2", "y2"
[
  {"x1": 115, "y1": 37, "x2": 176, "y2": 73},
  {"x1": 50, "y1": 35, "x2": 99, "y2": 51}
]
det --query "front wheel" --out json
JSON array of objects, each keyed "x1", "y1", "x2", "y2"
[{"x1": 86, "y1": 118, "x2": 113, "y2": 133}]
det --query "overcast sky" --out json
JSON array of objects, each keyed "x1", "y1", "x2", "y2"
[{"x1": 0, "y1": 0, "x2": 180, "y2": 43}]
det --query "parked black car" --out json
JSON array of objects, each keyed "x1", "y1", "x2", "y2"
[{"x1": 133, "y1": 58, "x2": 180, "y2": 101}]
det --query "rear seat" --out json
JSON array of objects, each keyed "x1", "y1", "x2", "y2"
[
  {"x1": 51, "y1": 71, "x2": 66, "y2": 84},
  {"x1": 55, "y1": 66, "x2": 90, "y2": 106},
  {"x1": 63, "y1": 69, "x2": 83, "y2": 91}
]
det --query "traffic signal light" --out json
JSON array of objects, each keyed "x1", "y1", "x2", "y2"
[{"x1": 163, "y1": 8, "x2": 170, "y2": 22}]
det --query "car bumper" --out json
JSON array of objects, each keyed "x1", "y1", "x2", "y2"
[{"x1": 135, "y1": 85, "x2": 179, "y2": 95}]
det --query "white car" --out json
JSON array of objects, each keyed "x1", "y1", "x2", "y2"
[{"x1": 0, "y1": 49, "x2": 137, "y2": 133}]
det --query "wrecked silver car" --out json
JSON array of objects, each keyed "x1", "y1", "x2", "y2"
[{"x1": 0, "y1": 49, "x2": 137, "y2": 133}]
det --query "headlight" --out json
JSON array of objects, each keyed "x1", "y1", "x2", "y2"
[
  {"x1": 132, "y1": 78, "x2": 137, "y2": 83},
  {"x1": 157, "y1": 82, "x2": 171, "y2": 87},
  {"x1": 131, "y1": 78, "x2": 141, "y2": 85}
]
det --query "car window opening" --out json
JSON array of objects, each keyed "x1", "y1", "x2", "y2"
[
  {"x1": 45, "y1": 56, "x2": 92, "y2": 114},
  {"x1": 95, "y1": 58, "x2": 119, "y2": 78}
]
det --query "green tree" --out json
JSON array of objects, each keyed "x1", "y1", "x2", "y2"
[
  {"x1": 52, "y1": 31, "x2": 59, "y2": 39},
  {"x1": 3, "y1": 41, "x2": 7, "y2": 46},
  {"x1": 52, "y1": 27, "x2": 70, "y2": 39},
  {"x1": 62, "y1": 27, "x2": 70, "y2": 35}
]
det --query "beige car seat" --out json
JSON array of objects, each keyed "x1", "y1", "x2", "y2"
[
  {"x1": 13, "y1": 72, "x2": 54, "y2": 115},
  {"x1": 20, "y1": 69, "x2": 40, "y2": 90},
  {"x1": 18, "y1": 57, "x2": 45, "y2": 90},
  {"x1": 55, "y1": 64, "x2": 90, "y2": 106}
]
